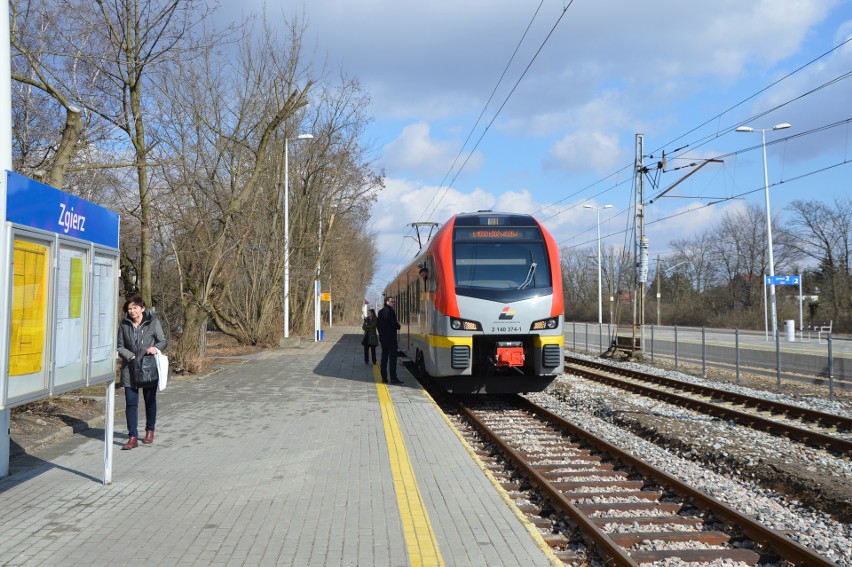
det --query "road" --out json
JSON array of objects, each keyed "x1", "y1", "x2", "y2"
[{"x1": 565, "y1": 323, "x2": 851, "y2": 391}]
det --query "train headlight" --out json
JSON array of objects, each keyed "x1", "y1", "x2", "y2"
[
  {"x1": 450, "y1": 317, "x2": 482, "y2": 331},
  {"x1": 531, "y1": 317, "x2": 559, "y2": 331}
]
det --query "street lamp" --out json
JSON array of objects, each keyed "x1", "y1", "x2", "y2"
[
  {"x1": 283, "y1": 133, "x2": 313, "y2": 339},
  {"x1": 583, "y1": 203, "x2": 613, "y2": 324},
  {"x1": 736, "y1": 122, "x2": 790, "y2": 338}
]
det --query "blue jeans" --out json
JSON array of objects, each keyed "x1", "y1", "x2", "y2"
[
  {"x1": 380, "y1": 344, "x2": 398, "y2": 381},
  {"x1": 125, "y1": 386, "x2": 157, "y2": 438}
]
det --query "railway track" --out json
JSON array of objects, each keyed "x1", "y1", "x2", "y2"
[
  {"x1": 565, "y1": 356, "x2": 852, "y2": 455},
  {"x1": 447, "y1": 394, "x2": 840, "y2": 566}
]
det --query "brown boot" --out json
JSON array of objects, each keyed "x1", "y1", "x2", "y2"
[
  {"x1": 122, "y1": 436, "x2": 138, "y2": 450},
  {"x1": 142, "y1": 430, "x2": 154, "y2": 444}
]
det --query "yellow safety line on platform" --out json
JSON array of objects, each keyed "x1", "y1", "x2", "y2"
[{"x1": 375, "y1": 367, "x2": 446, "y2": 567}]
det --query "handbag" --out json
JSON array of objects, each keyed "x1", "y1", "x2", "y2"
[
  {"x1": 361, "y1": 333, "x2": 367, "y2": 346},
  {"x1": 154, "y1": 350, "x2": 169, "y2": 391}
]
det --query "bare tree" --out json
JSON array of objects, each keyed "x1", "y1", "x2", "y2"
[
  {"x1": 787, "y1": 198, "x2": 852, "y2": 325},
  {"x1": 286, "y1": 75, "x2": 384, "y2": 334},
  {"x1": 10, "y1": 0, "x2": 90, "y2": 188},
  {"x1": 707, "y1": 204, "x2": 767, "y2": 311},
  {"x1": 151, "y1": 16, "x2": 313, "y2": 367},
  {"x1": 560, "y1": 245, "x2": 597, "y2": 322},
  {"x1": 50, "y1": 0, "x2": 218, "y2": 306}
]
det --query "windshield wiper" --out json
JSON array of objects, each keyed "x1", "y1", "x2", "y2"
[{"x1": 518, "y1": 262, "x2": 537, "y2": 289}]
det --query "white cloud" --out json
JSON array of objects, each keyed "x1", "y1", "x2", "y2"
[
  {"x1": 545, "y1": 130, "x2": 624, "y2": 175},
  {"x1": 221, "y1": 0, "x2": 849, "y2": 291},
  {"x1": 383, "y1": 122, "x2": 485, "y2": 179}
]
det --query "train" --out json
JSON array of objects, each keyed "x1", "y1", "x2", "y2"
[{"x1": 383, "y1": 211, "x2": 564, "y2": 393}]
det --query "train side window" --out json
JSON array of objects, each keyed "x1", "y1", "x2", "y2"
[{"x1": 425, "y1": 256, "x2": 437, "y2": 292}]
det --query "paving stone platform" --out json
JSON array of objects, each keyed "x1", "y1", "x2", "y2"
[{"x1": 1, "y1": 326, "x2": 559, "y2": 566}]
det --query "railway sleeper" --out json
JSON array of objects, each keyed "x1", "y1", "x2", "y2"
[
  {"x1": 609, "y1": 529, "x2": 731, "y2": 546},
  {"x1": 564, "y1": 490, "x2": 662, "y2": 501},
  {"x1": 592, "y1": 515, "x2": 704, "y2": 527},
  {"x1": 629, "y1": 548, "x2": 761, "y2": 565},
  {"x1": 539, "y1": 469, "x2": 618, "y2": 480},
  {"x1": 549, "y1": 471, "x2": 631, "y2": 481},
  {"x1": 551, "y1": 480, "x2": 643, "y2": 490},
  {"x1": 518, "y1": 444, "x2": 585, "y2": 455},
  {"x1": 578, "y1": 501, "x2": 682, "y2": 513},
  {"x1": 533, "y1": 462, "x2": 615, "y2": 472}
]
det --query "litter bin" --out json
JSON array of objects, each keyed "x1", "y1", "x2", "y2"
[{"x1": 784, "y1": 320, "x2": 795, "y2": 342}]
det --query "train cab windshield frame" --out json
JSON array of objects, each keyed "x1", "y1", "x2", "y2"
[{"x1": 452, "y1": 227, "x2": 553, "y2": 302}]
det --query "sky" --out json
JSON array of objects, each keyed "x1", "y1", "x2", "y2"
[{"x1": 224, "y1": 0, "x2": 852, "y2": 302}]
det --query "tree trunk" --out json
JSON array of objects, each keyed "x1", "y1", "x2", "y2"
[{"x1": 173, "y1": 301, "x2": 208, "y2": 374}]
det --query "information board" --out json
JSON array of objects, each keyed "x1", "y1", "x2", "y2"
[{"x1": 2, "y1": 171, "x2": 120, "y2": 409}]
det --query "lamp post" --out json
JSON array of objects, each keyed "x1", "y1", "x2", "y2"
[
  {"x1": 315, "y1": 200, "x2": 322, "y2": 342},
  {"x1": 736, "y1": 122, "x2": 790, "y2": 338},
  {"x1": 283, "y1": 133, "x2": 313, "y2": 339},
  {"x1": 583, "y1": 204, "x2": 613, "y2": 325}
]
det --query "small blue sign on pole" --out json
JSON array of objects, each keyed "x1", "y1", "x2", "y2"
[{"x1": 765, "y1": 275, "x2": 800, "y2": 286}]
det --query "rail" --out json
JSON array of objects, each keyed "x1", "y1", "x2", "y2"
[
  {"x1": 565, "y1": 356, "x2": 852, "y2": 455},
  {"x1": 451, "y1": 394, "x2": 839, "y2": 566}
]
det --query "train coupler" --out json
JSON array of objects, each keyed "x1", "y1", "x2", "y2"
[{"x1": 495, "y1": 341, "x2": 525, "y2": 367}]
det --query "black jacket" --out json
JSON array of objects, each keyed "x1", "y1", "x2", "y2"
[
  {"x1": 376, "y1": 304, "x2": 400, "y2": 348},
  {"x1": 117, "y1": 310, "x2": 168, "y2": 387}
]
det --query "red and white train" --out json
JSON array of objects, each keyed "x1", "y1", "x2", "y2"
[{"x1": 384, "y1": 211, "x2": 564, "y2": 393}]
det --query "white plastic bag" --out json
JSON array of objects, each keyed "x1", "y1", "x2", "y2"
[{"x1": 154, "y1": 350, "x2": 169, "y2": 391}]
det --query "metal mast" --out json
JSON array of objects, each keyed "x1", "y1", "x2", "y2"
[{"x1": 635, "y1": 134, "x2": 648, "y2": 350}]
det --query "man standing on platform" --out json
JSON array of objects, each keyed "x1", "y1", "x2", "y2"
[{"x1": 376, "y1": 297, "x2": 403, "y2": 384}]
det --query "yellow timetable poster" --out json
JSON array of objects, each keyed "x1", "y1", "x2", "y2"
[{"x1": 10, "y1": 240, "x2": 49, "y2": 376}]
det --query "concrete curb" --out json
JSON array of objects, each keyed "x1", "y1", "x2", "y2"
[{"x1": 11, "y1": 411, "x2": 119, "y2": 458}]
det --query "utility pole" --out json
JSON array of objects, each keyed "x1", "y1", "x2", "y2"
[{"x1": 634, "y1": 134, "x2": 649, "y2": 350}]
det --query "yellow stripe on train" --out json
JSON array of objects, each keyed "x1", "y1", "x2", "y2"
[
  {"x1": 535, "y1": 335, "x2": 564, "y2": 347},
  {"x1": 426, "y1": 335, "x2": 473, "y2": 348}
]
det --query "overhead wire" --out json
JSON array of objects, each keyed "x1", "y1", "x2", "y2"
[
  {"x1": 539, "y1": 34, "x2": 852, "y2": 230},
  {"x1": 424, "y1": 0, "x2": 576, "y2": 221},
  {"x1": 558, "y1": 132, "x2": 852, "y2": 252},
  {"x1": 416, "y1": 0, "x2": 548, "y2": 224},
  {"x1": 375, "y1": 0, "x2": 576, "y2": 291},
  {"x1": 377, "y1": 14, "x2": 852, "y2": 291}
]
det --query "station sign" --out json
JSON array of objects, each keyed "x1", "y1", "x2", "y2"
[
  {"x1": 765, "y1": 275, "x2": 800, "y2": 286},
  {"x1": 6, "y1": 171, "x2": 118, "y2": 248}
]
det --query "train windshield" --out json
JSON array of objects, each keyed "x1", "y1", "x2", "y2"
[{"x1": 452, "y1": 228, "x2": 552, "y2": 298}]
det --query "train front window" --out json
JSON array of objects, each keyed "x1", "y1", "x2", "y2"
[{"x1": 453, "y1": 241, "x2": 551, "y2": 291}]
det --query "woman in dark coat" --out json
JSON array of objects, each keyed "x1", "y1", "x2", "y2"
[
  {"x1": 362, "y1": 309, "x2": 379, "y2": 364},
  {"x1": 117, "y1": 295, "x2": 168, "y2": 450}
]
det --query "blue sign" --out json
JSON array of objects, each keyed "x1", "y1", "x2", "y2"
[
  {"x1": 765, "y1": 275, "x2": 800, "y2": 286},
  {"x1": 5, "y1": 170, "x2": 119, "y2": 249}
]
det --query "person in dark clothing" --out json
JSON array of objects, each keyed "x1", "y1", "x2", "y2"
[
  {"x1": 117, "y1": 295, "x2": 168, "y2": 449},
  {"x1": 376, "y1": 297, "x2": 403, "y2": 384},
  {"x1": 362, "y1": 309, "x2": 379, "y2": 364}
]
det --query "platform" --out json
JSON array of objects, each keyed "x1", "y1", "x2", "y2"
[{"x1": 0, "y1": 326, "x2": 559, "y2": 566}]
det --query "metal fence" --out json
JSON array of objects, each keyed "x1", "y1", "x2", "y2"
[{"x1": 565, "y1": 322, "x2": 850, "y2": 399}]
